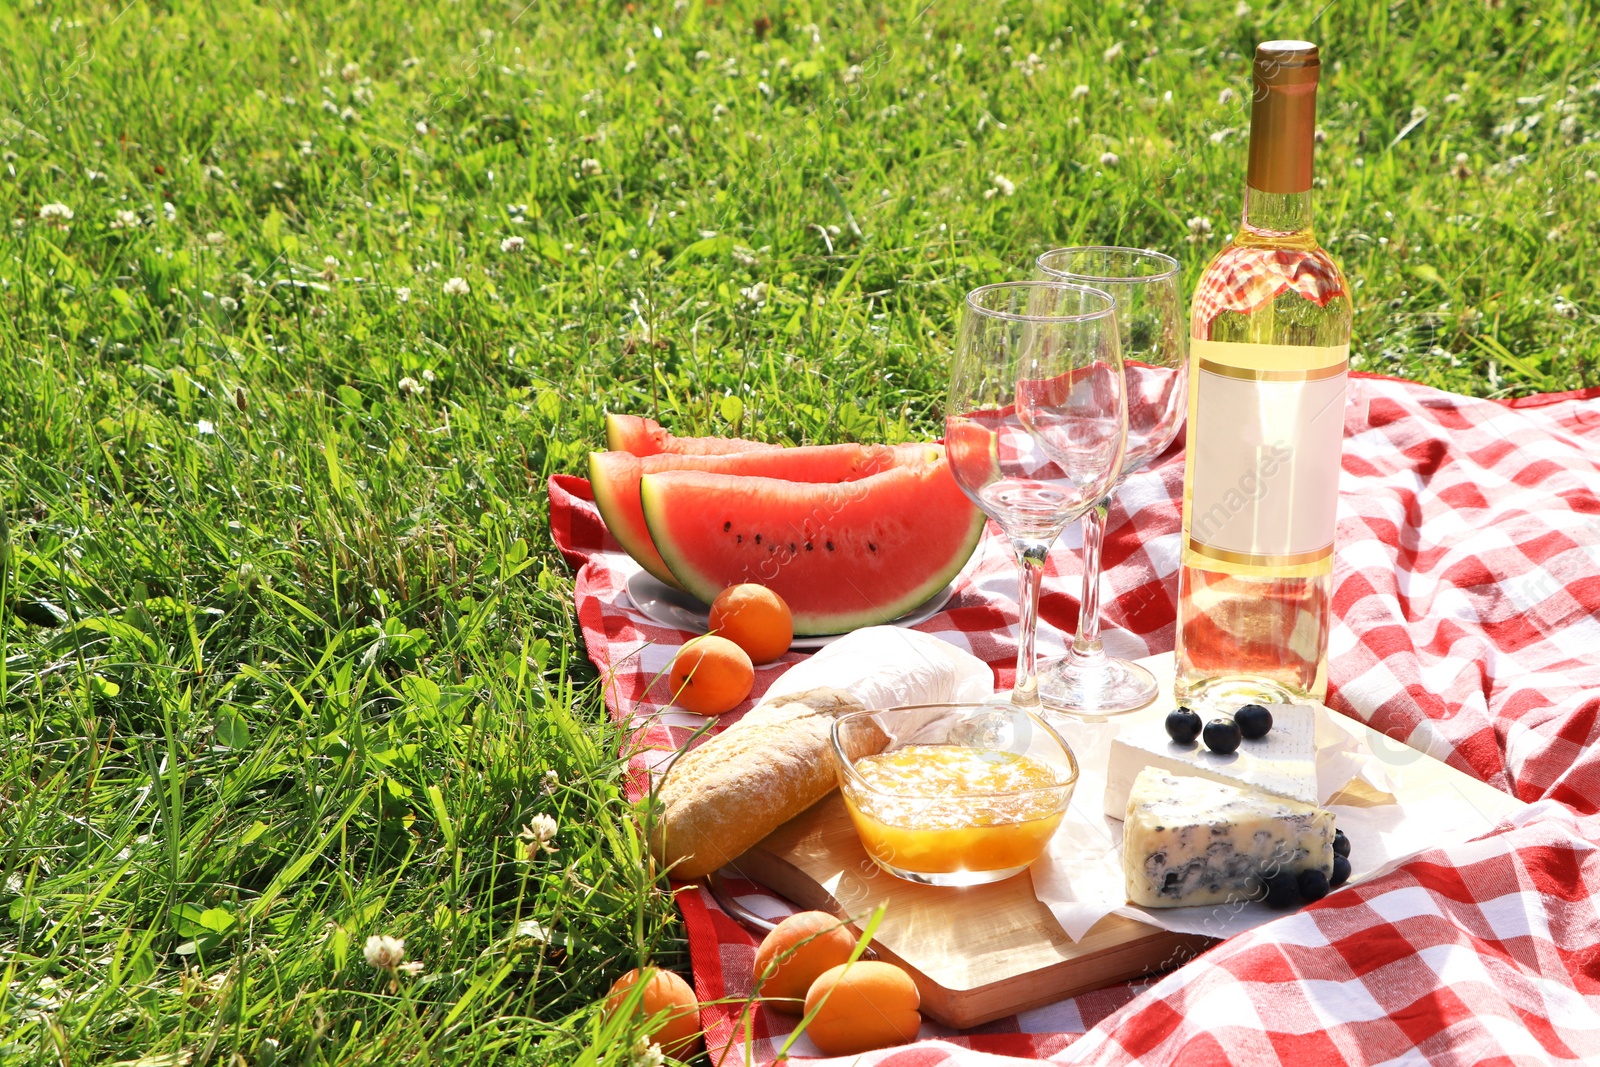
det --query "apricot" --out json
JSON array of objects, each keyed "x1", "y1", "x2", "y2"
[
  {"x1": 605, "y1": 967, "x2": 701, "y2": 1058},
  {"x1": 668, "y1": 635, "x2": 754, "y2": 715},
  {"x1": 753, "y1": 911, "x2": 859, "y2": 1007},
  {"x1": 708, "y1": 584, "x2": 793, "y2": 664},
  {"x1": 802, "y1": 961, "x2": 921, "y2": 1056}
]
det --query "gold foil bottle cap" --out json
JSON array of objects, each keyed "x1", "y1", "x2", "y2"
[
  {"x1": 1248, "y1": 40, "x2": 1320, "y2": 194},
  {"x1": 1254, "y1": 40, "x2": 1320, "y2": 85}
]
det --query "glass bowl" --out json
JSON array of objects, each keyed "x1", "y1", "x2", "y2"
[{"x1": 830, "y1": 702, "x2": 1080, "y2": 886}]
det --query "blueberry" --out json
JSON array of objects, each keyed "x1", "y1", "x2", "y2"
[
  {"x1": 1297, "y1": 868, "x2": 1330, "y2": 902},
  {"x1": 1330, "y1": 854, "x2": 1352, "y2": 888},
  {"x1": 1263, "y1": 870, "x2": 1299, "y2": 909},
  {"x1": 1235, "y1": 703, "x2": 1273, "y2": 740},
  {"x1": 1165, "y1": 707, "x2": 1203, "y2": 745},
  {"x1": 1333, "y1": 829, "x2": 1351, "y2": 858},
  {"x1": 1202, "y1": 718, "x2": 1242, "y2": 755}
]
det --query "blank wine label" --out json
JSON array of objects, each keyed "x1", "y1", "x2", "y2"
[{"x1": 1186, "y1": 340, "x2": 1348, "y2": 569}]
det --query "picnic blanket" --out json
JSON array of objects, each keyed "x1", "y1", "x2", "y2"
[{"x1": 548, "y1": 373, "x2": 1600, "y2": 1066}]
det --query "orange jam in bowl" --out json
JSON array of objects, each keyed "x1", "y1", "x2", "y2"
[{"x1": 831, "y1": 705, "x2": 1079, "y2": 887}]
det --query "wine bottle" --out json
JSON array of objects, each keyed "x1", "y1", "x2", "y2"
[{"x1": 1174, "y1": 41, "x2": 1353, "y2": 708}]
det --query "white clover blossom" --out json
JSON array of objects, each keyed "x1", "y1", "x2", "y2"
[
  {"x1": 520, "y1": 813, "x2": 559, "y2": 852},
  {"x1": 1218, "y1": 88, "x2": 1237, "y2": 106},
  {"x1": 197, "y1": 419, "x2": 215, "y2": 435},
  {"x1": 443, "y1": 276, "x2": 470, "y2": 296},
  {"x1": 1099, "y1": 151, "x2": 1120, "y2": 166},
  {"x1": 580, "y1": 157, "x2": 602, "y2": 176},
  {"x1": 631, "y1": 1039, "x2": 666, "y2": 1067},
  {"x1": 501, "y1": 235, "x2": 525, "y2": 253},
  {"x1": 205, "y1": 230, "x2": 226, "y2": 245},
  {"x1": 740, "y1": 282, "x2": 769, "y2": 306},
  {"x1": 1187, "y1": 216, "x2": 1212, "y2": 234},
  {"x1": 396, "y1": 286, "x2": 411, "y2": 303},
  {"x1": 1103, "y1": 41, "x2": 1123, "y2": 62},
  {"x1": 421, "y1": 368, "x2": 435, "y2": 383},
  {"x1": 1235, "y1": 0, "x2": 1252, "y2": 14},
  {"x1": 38, "y1": 202, "x2": 73, "y2": 223},
  {"x1": 993, "y1": 24, "x2": 1010, "y2": 39},
  {"x1": 364, "y1": 934, "x2": 406, "y2": 970},
  {"x1": 1072, "y1": 84, "x2": 1090, "y2": 100},
  {"x1": 163, "y1": 201, "x2": 177, "y2": 222},
  {"x1": 109, "y1": 209, "x2": 140, "y2": 230},
  {"x1": 398, "y1": 376, "x2": 424, "y2": 397},
  {"x1": 985, "y1": 173, "x2": 1017, "y2": 199},
  {"x1": 540, "y1": 769, "x2": 560, "y2": 795}
]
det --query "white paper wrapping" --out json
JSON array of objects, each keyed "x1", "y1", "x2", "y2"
[
  {"x1": 761, "y1": 626, "x2": 994, "y2": 711},
  {"x1": 1031, "y1": 706, "x2": 1506, "y2": 942}
]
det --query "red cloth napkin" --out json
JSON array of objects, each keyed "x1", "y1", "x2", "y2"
[{"x1": 548, "y1": 375, "x2": 1600, "y2": 1065}]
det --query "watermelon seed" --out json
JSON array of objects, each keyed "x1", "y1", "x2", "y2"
[
  {"x1": 723, "y1": 521, "x2": 731, "y2": 532},
  {"x1": 754, "y1": 534, "x2": 762, "y2": 545},
  {"x1": 826, "y1": 541, "x2": 835, "y2": 551},
  {"x1": 736, "y1": 535, "x2": 742, "y2": 543},
  {"x1": 805, "y1": 543, "x2": 814, "y2": 551},
  {"x1": 789, "y1": 542, "x2": 796, "y2": 553},
  {"x1": 868, "y1": 542, "x2": 877, "y2": 552}
]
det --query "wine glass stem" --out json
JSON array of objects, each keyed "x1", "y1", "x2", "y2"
[
  {"x1": 1073, "y1": 501, "x2": 1108, "y2": 660},
  {"x1": 1010, "y1": 539, "x2": 1050, "y2": 707}
]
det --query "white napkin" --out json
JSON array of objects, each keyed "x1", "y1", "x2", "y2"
[
  {"x1": 1031, "y1": 706, "x2": 1503, "y2": 942},
  {"x1": 761, "y1": 626, "x2": 994, "y2": 710}
]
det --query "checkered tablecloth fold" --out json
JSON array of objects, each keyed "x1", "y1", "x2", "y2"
[{"x1": 549, "y1": 375, "x2": 1600, "y2": 1066}]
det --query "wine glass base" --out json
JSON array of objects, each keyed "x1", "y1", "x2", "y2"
[{"x1": 1038, "y1": 653, "x2": 1159, "y2": 716}]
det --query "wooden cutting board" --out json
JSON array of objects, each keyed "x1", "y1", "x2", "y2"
[{"x1": 727, "y1": 654, "x2": 1526, "y2": 1029}]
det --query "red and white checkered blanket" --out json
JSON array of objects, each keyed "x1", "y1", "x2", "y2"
[{"x1": 548, "y1": 374, "x2": 1600, "y2": 1066}]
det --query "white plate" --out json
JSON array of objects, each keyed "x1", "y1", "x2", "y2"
[{"x1": 623, "y1": 570, "x2": 959, "y2": 649}]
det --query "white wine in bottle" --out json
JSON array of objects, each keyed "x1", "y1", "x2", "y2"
[{"x1": 1175, "y1": 41, "x2": 1353, "y2": 708}]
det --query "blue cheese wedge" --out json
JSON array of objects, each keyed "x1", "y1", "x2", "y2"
[
  {"x1": 1123, "y1": 768, "x2": 1335, "y2": 909},
  {"x1": 1103, "y1": 703, "x2": 1318, "y2": 820}
]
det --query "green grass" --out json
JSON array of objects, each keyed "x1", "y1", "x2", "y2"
[{"x1": 0, "y1": 0, "x2": 1595, "y2": 1063}]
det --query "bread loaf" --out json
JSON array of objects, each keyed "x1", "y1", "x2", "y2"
[{"x1": 649, "y1": 687, "x2": 883, "y2": 880}]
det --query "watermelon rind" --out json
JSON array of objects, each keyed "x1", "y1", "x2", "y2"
[
  {"x1": 589, "y1": 451, "x2": 684, "y2": 589},
  {"x1": 604, "y1": 413, "x2": 779, "y2": 457},
  {"x1": 640, "y1": 456, "x2": 985, "y2": 636}
]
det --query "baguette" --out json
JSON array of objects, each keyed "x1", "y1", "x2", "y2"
[{"x1": 648, "y1": 687, "x2": 883, "y2": 880}]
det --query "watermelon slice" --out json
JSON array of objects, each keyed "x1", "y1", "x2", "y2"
[
  {"x1": 640, "y1": 449, "x2": 985, "y2": 635},
  {"x1": 590, "y1": 443, "x2": 924, "y2": 589},
  {"x1": 605, "y1": 413, "x2": 779, "y2": 457}
]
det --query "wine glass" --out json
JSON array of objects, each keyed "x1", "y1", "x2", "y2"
[
  {"x1": 1031, "y1": 246, "x2": 1187, "y2": 714},
  {"x1": 946, "y1": 281, "x2": 1126, "y2": 708}
]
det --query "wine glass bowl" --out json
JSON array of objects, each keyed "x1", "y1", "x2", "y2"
[
  {"x1": 946, "y1": 281, "x2": 1125, "y2": 707},
  {"x1": 1035, "y1": 247, "x2": 1186, "y2": 475}
]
